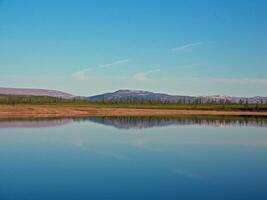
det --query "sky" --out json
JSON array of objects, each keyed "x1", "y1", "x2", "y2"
[{"x1": 0, "y1": 0, "x2": 267, "y2": 96}]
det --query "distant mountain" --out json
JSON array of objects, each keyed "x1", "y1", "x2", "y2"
[
  {"x1": 1, "y1": 88, "x2": 266, "y2": 104},
  {"x1": 88, "y1": 90, "x2": 267, "y2": 104},
  {"x1": 88, "y1": 90, "x2": 190, "y2": 102},
  {"x1": 0, "y1": 87, "x2": 75, "y2": 99}
]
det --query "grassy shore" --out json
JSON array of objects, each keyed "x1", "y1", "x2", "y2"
[
  {"x1": 1, "y1": 94, "x2": 267, "y2": 111},
  {"x1": 1, "y1": 94, "x2": 267, "y2": 118},
  {"x1": 0, "y1": 104, "x2": 267, "y2": 119},
  {"x1": 61, "y1": 102, "x2": 267, "y2": 111}
]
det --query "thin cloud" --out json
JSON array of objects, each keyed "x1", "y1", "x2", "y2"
[
  {"x1": 179, "y1": 63, "x2": 199, "y2": 68},
  {"x1": 172, "y1": 41, "x2": 206, "y2": 51},
  {"x1": 98, "y1": 59, "x2": 129, "y2": 68},
  {"x1": 132, "y1": 64, "x2": 198, "y2": 81},
  {"x1": 72, "y1": 68, "x2": 91, "y2": 80},
  {"x1": 73, "y1": 59, "x2": 129, "y2": 80},
  {"x1": 133, "y1": 69, "x2": 161, "y2": 81},
  {"x1": 168, "y1": 64, "x2": 200, "y2": 70}
]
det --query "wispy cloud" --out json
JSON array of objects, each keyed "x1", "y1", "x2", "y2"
[
  {"x1": 131, "y1": 64, "x2": 198, "y2": 81},
  {"x1": 179, "y1": 63, "x2": 199, "y2": 69},
  {"x1": 98, "y1": 59, "x2": 129, "y2": 68},
  {"x1": 167, "y1": 63, "x2": 200, "y2": 70},
  {"x1": 172, "y1": 41, "x2": 206, "y2": 51},
  {"x1": 72, "y1": 68, "x2": 91, "y2": 80},
  {"x1": 73, "y1": 59, "x2": 129, "y2": 80},
  {"x1": 133, "y1": 69, "x2": 161, "y2": 81}
]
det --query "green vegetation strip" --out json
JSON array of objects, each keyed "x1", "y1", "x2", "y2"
[{"x1": 1, "y1": 94, "x2": 267, "y2": 111}]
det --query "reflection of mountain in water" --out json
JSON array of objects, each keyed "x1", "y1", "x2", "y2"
[
  {"x1": 1, "y1": 116, "x2": 267, "y2": 129},
  {"x1": 0, "y1": 118, "x2": 73, "y2": 129},
  {"x1": 88, "y1": 116, "x2": 267, "y2": 129}
]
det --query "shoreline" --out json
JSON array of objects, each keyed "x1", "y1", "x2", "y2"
[{"x1": 0, "y1": 105, "x2": 267, "y2": 119}]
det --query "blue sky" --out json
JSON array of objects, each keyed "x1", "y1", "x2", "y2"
[{"x1": 0, "y1": 0, "x2": 267, "y2": 96}]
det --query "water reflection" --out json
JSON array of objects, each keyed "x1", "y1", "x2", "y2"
[
  {"x1": 0, "y1": 118, "x2": 73, "y2": 128},
  {"x1": 88, "y1": 116, "x2": 267, "y2": 129},
  {"x1": 0, "y1": 116, "x2": 267, "y2": 129},
  {"x1": 0, "y1": 116, "x2": 266, "y2": 199}
]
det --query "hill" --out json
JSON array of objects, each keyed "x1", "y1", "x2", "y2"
[
  {"x1": 88, "y1": 90, "x2": 267, "y2": 104},
  {"x1": 0, "y1": 87, "x2": 75, "y2": 99}
]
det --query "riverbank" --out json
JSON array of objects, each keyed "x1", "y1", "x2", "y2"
[{"x1": 0, "y1": 105, "x2": 267, "y2": 119}]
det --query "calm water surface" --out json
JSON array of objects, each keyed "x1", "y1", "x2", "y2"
[{"x1": 0, "y1": 116, "x2": 266, "y2": 200}]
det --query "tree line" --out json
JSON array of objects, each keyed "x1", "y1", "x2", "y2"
[
  {"x1": 0, "y1": 95, "x2": 86, "y2": 105},
  {"x1": 97, "y1": 96, "x2": 267, "y2": 105}
]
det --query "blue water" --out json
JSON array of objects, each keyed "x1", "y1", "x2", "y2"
[{"x1": 0, "y1": 117, "x2": 266, "y2": 200}]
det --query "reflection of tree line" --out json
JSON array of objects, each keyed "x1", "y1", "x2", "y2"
[
  {"x1": 1, "y1": 116, "x2": 267, "y2": 129},
  {"x1": 0, "y1": 118, "x2": 73, "y2": 128},
  {"x1": 87, "y1": 116, "x2": 267, "y2": 129}
]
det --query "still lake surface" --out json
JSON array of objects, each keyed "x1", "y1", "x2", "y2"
[{"x1": 0, "y1": 116, "x2": 267, "y2": 200}]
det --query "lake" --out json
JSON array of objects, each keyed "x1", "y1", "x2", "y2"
[{"x1": 0, "y1": 116, "x2": 266, "y2": 200}]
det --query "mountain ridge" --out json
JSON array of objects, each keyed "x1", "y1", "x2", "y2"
[
  {"x1": 88, "y1": 89, "x2": 267, "y2": 104},
  {"x1": 0, "y1": 87, "x2": 75, "y2": 99},
  {"x1": 1, "y1": 87, "x2": 267, "y2": 104}
]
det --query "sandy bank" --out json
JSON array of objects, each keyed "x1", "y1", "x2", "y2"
[{"x1": 0, "y1": 105, "x2": 267, "y2": 119}]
